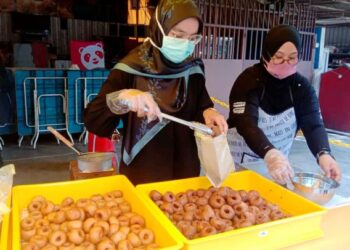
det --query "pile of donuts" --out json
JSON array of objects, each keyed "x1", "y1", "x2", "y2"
[
  {"x1": 20, "y1": 190, "x2": 157, "y2": 250},
  {"x1": 149, "y1": 186, "x2": 288, "y2": 239}
]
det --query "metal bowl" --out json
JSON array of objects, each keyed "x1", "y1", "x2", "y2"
[
  {"x1": 292, "y1": 172, "x2": 340, "y2": 205},
  {"x1": 77, "y1": 152, "x2": 114, "y2": 172}
]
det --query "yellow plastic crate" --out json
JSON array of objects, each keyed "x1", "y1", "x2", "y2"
[
  {"x1": 0, "y1": 195, "x2": 11, "y2": 250},
  {"x1": 136, "y1": 170, "x2": 327, "y2": 250},
  {"x1": 12, "y1": 175, "x2": 183, "y2": 250}
]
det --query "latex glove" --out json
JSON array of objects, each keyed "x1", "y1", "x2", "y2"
[
  {"x1": 106, "y1": 89, "x2": 161, "y2": 123},
  {"x1": 203, "y1": 108, "x2": 228, "y2": 136},
  {"x1": 318, "y1": 154, "x2": 341, "y2": 182},
  {"x1": 264, "y1": 148, "x2": 294, "y2": 185}
]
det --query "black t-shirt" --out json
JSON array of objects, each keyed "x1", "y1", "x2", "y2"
[{"x1": 228, "y1": 63, "x2": 330, "y2": 158}]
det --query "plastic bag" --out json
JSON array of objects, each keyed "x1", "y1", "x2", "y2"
[
  {"x1": 195, "y1": 131, "x2": 235, "y2": 187},
  {"x1": 0, "y1": 164, "x2": 15, "y2": 223}
]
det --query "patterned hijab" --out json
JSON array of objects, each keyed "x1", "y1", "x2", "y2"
[{"x1": 116, "y1": 0, "x2": 205, "y2": 165}]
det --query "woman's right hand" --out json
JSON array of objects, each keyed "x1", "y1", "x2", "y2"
[
  {"x1": 106, "y1": 89, "x2": 161, "y2": 122},
  {"x1": 264, "y1": 148, "x2": 294, "y2": 185}
]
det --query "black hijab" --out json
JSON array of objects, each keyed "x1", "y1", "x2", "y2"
[
  {"x1": 119, "y1": 0, "x2": 204, "y2": 75},
  {"x1": 261, "y1": 25, "x2": 301, "y2": 65}
]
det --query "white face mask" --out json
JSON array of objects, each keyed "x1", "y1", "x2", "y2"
[{"x1": 145, "y1": 9, "x2": 196, "y2": 64}]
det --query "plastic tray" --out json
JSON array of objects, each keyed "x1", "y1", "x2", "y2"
[
  {"x1": 0, "y1": 195, "x2": 11, "y2": 250},
  {"x1": 12, "y1": 175, "x2": 183, "y2": 250},
  {"x1": 136, "y1": 170, "x2": 327, "y2": 250}
]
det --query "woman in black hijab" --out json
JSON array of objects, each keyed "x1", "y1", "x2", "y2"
[
  {"x1": 84, "y1": 0, "x2": 227, "y2": 185},
  {"x1": 228, "y1": 25, "x2": 341, "y2": 185}
]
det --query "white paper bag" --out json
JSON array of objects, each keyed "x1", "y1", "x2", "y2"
[
  {"x1": 0, "y1": 164, "x2": 15, "y2": 223},
  {"x1": 195, "y1": 131, "x2": 235, "y2": 187}
]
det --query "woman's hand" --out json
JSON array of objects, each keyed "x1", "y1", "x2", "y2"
[
  {"x1": 203, "y1": 108, "x2": 228, "y2": 136},
  {"x1": 106, "y1": 89, "x2": 161, "y2": 122},
  {"x1": 318, "y1": 154, "x2": 341, "y2": 182},
  {"x1": 264, "y1": 148, "x2": 294, "y2": 185}
]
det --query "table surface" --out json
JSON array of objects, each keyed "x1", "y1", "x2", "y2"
[{"x1": 284, "y1": 204, "x2": 350, "y2": 249}]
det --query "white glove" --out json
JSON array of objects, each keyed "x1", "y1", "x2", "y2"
[
  {"x1": 106, "y1": 89, "x2": 161, "y2": 122},
  {"x1": 264, "y1": 148, "x2": 294, "y2": 185},
  {"x1": 318, "y1": 154, "x2": 341, "y2": 182}
]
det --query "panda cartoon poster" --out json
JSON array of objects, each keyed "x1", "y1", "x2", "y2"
[{"x1": 70, "y1": 41, "x2": 105, "y2": 70}]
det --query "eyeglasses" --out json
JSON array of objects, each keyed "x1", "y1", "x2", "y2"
[
  {"x1": 270, "y1": 55, "x2": 299, "y2": 65},
  {"x1": 168, "y1": 30, "x2": 203, "y2": 44}
]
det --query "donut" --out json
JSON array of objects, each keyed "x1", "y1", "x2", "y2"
[
  {"x1": 236, "y1": 220, "x2": 253, "y2": 228},
  {"x1": 79, "y1": 242, "x2": 96, "y2": 250},
  {"x1": 217, "y1": 186, "x2": 230, "y2": 198},
  {"x1": 35, "y1": 218, "x2": 49, "y2": 228},
  {"x1": 61, "y1": 197, "x2": 74, "y2": 207},
  {"x1": 57, "y1": 242, "x2": 74, "y2": 250},
  {"x1": 236, "y1": 211, "x2": 256, "y2": 224},
  {"x1": 29, "y1": 234, "x2": 47, "y2": 248},
  {"x1": 209, "y1": 194, "x2": 225, "y2": 208},
  {"x1": 226, "y1": 193, "x2": 242, "y2": 206},
  {"x1": 111, "y1": 190, "x2": 123, "y2": 198},
  {"x1": 238, "y1": 190, "x2": 249, "y2": 202},
  {"x1": 21, "y1": 217, "x2": 35, "y2": 230},
  {"x1": 233, "y1": 202, "x2": 249, "y2": 214},
  {"x1": 106, "y1": 200, "x2": 118, "y2": 208},
  {"x1": 183, "y1": 211, "x2": 194, "y2": 221},
  {"x1": 67, "y1": 220, "x2": 83, "y2": 230},
  {"x1": 108, "y1": 216, "x2": 119, "y2": 225},
  {"x1": 203, "y1": 190, "x2": 212, "y2": 200},
  {"x1": 248, "y1": 190, "x2": 260, "y2": 198},
  {"x1": 248, "y1": 195, "x2": 264, "y2": 206},
  {"x1": 95, "y1": 207, "x2": 111, "y2": 221},
  {"x1": 220, "y1": 204, "x2": 235, "y2": 220},
  {"x1": 255, "y1": 213, "x2": 270, "y2": 224},
  {"x1": 118, "y1": 215, "x2": 130, "y2": 227},
  {"x1": 103, "y1": 192, "x2": 115, "y2": 201},
  {"x1": 150, "y1": 190, "x2": 162, "y2": 201},
  {"x1": 41, "y1": 201, "x2": 55, "y2": 215},
  {"x1": 83, "y1": 217, "x2": 97, "y2": 233},
  {"x1": 195, "y1": 188, "x2": 206, "y2": 197},
  {"x1": 21, "y1": 228, "x2": 36, "y2": 241},
  {"x1": 110, "y1": 231, "x2": 127, "y2": 245},
  {"x1": 32, "y1": 195, "x2": 46, "y2": 204},
  {"x1": 40, "y1": 244, "x2": 57, "y2": 250},
  {"x1": 108, "y1": 223, "x2": 121, "y2": 236},
  {"x1": 200, "y1": 225, "x2": 217, "y2": 237},
  {"x1": 91, "y1": 194, "x2": 104, "y2": 202},
  {"x1": 181, "y1": 225, "x2": 196, "y2": 239},
  {"x1": 117, "y1": 239, "x2": 132, "y2": 250},
  {"x1": 130, "y1": 214, "x2": 145, "y2": 227},
  {"x1": 97, "y1": 238, "x2": 116, "y2": 250},
  {"x1": 53, "y1": 211, "x2": 66, "y2": 224},
  {"x1": 176, "y1": 220, "x2": 191, "y2": 231},
  {"x1": 28, "y1": 200, "x2": 42, "y2": 212},
  {"x1": 37, "y1": 225, "x2": 52, "y2": 237},
  {"x1": 201, "y1": 205, "x2": 215, "y2": 221},
  {"x1": 119, "y1": 226, "x2": 131, "y2": 236},
  {"x1": 159, "y1": 202, "x2": 173, "y2": 214},
  {"x1": 127, "y1": 232, "x2": 141, "y2": 247},
  {"x1": 172, "y1": 201, "x2": 183, "y2": 213},
  {"x1": 270, "y1": 210, "x2": 284, "y2": 220},
  {"x1": 60, "y1": 222, "x2": 69, "y2": 233},
  {"x1": 138, "y1": 228, "x2": 154, "y2": 245},
  {"x1": 96, "y1": 220, "x2": 110, "y2": 235},
  {"x1": 185, "y1": 189, "x2": 195, "y2": 198},
  {"x1": 76, "y1": 198, "x2": 89, "y2": 208},
  {"x1": 110, "y1": 206, "x2": 122, "y2": 217},
  {"x1": 30, "y1": 211, "x2": 43, "y2": 220},
  {"x1": 114, "y1": 197, "x2": 125, "y2": 204},
  {"x1": 47, "y1": 212, "x2": 57, "y2": 223},
  {"x1": 267, "y1": 202, "x2": 279, "y2": 211},
  {"x1": 210, "y1": 217, "x2": 226, "y2": 231},
  {"x1": 175, "y1": 192, "x2": 188, "y2": 205},
  {"x1": 154, "y1": 200, "x2": 163, "y2": 207},
  {"x1": 130, "y1": 224, "x2": 143, "y2": 234},
  {"x1": 119, "y1": 203, "x2": 131, "y2": 213},
  {"x1": 183, "y1": 203, "x2": 197, "y2": 212},
  {"x1": 172, "y1": 211, "x2": 184, "y2": 222},
  {"x1": 162, "y1": 191, "x2": 175, "y2": 203},
  {"x1": 96, "y1": 200, "x2": 106, "y2": 208},
  {"x1": 192, "y1": 220, "x2": 210, "y2": 232},
  {"x1": 67, "y1": 229, "x2": 85, "y2": 245},
  {"x1": 208, "y1": 186, "x2": 219, "y2": 193},
  {"x1": 49, "y1": 230, "x2": 67, "y2": 247},
  {"x1": 50, "y1": 223, "x2": 60, "y2": 231},
  {"x1": 259, "y1": 204, "x2": 271, "y2": 217},
  {"x1": 89, "y1": 226, "x2": 104, "y2": 244},
  {"x1": 187, "y1": 195, "x2": 199, "y2": 203},
  {"x1": 145, "y1": 243, "x2": 158, "y2": 250},
  {"x1": 65, "y1": 207, "x2": 81, "y2": 221},
  {"x1": 195, "y1": 197, "x2": 208, "y2": 206},
  {"x1": 248, "y1": 205, "x2": 261, "y2": 216},
  {"x1": 21, "y1": 243, "x2": 39, "y2": 250}
]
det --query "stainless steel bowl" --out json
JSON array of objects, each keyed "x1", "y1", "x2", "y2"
[
  {"x1": 292, "y1": 172, "x2": 340, "y2": 205},
  {"x1": 77, "y1": 152, "x2": 114, "y2": 172}
]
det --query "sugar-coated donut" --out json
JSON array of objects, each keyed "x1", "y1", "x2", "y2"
[
  {"x1": 238, "y1": 190, "x2": 249, "y2": 202},
  {"x1": 40, "y1": 244, "x2": 57, "y2": 250},
  {"x1": 160, "y1": 202, "x2": 173, "y2": 214},
  {"x1": 201, "y1": 205, "x2": 215, "y2": 221},
  {"x1": 67, "y1": 220, "x2": 83, "y2": 230},
  {"x1": 67, "y1": 228, "x2": 85, "y2": 245},
  {"x1": 220, "y1": 204, "x2": 235, "y2": 220},
  {"x1": 95, "y1": 207, "x2": 111, "y2": 221},
  {"x1": 175, "y1": 192, "x2": 188, "y2": 205},
  {"x1": 110, "y1": 231, "x2": 127, "y2": 245},
  {"x1": 61, "y1": 197, "x2": 74, "y2": 207},
  {"x1": 79, "y1": 241, "x2": 96, "y2": 250},
  {"x1": 181, "y1": 224, "x2": 196, "y2": 239},
  {"x1": 195, "y1": 197, "x2": 208, "y2": 206},
  {"x1": 41, "y1": 201, "x2": 55, "y2": 215},
  {"x1": 233, "y1": 202, "x2": 249, "y2": 214},
  {"x1": 138, "y1": 228, "x2": 154, "y2": 245},
  {"x1": 172, "y1": 201, "x2": 183, "y2": 213},
  {"x1": 162, "y1": 192, "x2": 175, "y2": 203},
  {"x1": 210, "y1": 217, "x2": 226, "y2": 231},
  {"x1": 130, "y1": 224, "x2": 143, "y2": 234},
  {"x1": 49, "y1": 230, "x2": 67, "y2": 247},
  {"x1": 96, "y1": 220, "x2": 110, "y2": 236},
  {"x1": 183, "y1": 203, "x2": 197, "y2": 212},
  {"x1": 111, "y1": 190, "x2": 123, "y2": 198},
  {"x1": 37, "y1": 225, "x2": 52, "y2": 237},
  {"x1": 209, "y1": 194, "x2": 225, "y2": 208},
  {"x1": 226, "y1": 193, "x2": 242, "y2": 206},
  {"x1": 117, "y1": 239, "x2": 132, "y2": 250},
  {"x1": 84, "y1": 202, "x2": 97, "y2": 217},
  {"x1": 172, "y1": 211, "x2": 184, "y2": 222},
  {"x1": 22, "y1": 242, "x2": 39, "y2": 250},
  {"x1": 127, "y1": 232, "x2": 141, "y2": 248},
  {"x1": 149, "y1": 190, "x2": 162, "y2": 202},
  {"x1": 54, "y1": 211, "x2": 66, "y2": 224},
  {"x1": 200, "y1": 225, "x2": 217, "y2": 237},
  {"x1": 21, "y1": 217, "x2": 35, "y2": 230},
  {"x1": 28, "y1": 200, "x2": 42, "y2": 212},
  {"x1": 97, "y1": 238, "x2": 116, "y2": 250},
  {"x1": 30, "y1": 211, "x2": 43, "y2": 220},
  {"x1": 89, "y1": 226, "x2": 104, "y2": 244},
  {"x1": 195, "y1": 188, "x2": 206, "y2": 197},
  {"x1": 65, "y1": 207, "x2": 81, "y2": 221},
  {"x1": 29, "y1": 234, "x2": 47, "y2": 247},
  {"x1": 130, "y1": 214, "x2": 145, "y2": 227},
  {"x1": 57, "y1": 242, "x2": 74, "y2": 250}
]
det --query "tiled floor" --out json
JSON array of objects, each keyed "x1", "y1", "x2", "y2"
[{"x1": 1, "y1": 132, "x2": 349, "y2": 207}]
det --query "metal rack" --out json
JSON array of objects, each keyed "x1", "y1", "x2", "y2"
[
  {"x1": 74, "y1": 76, "x2": 107, "y2": 144},
  {"x1": 19, "y1": 76, "x2": 74, "y2": 148}
]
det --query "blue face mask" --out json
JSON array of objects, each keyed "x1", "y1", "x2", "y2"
[{"x1": 146, "y1": 9, "x2": 196, "y2": 64}]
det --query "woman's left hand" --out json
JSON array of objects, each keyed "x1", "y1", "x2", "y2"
[
  {"x1": 203, "y1": 108, "x2": 228, "y2": 136},
  {"x1": 318, "y1": 154, "x2": 341, "y2": 182}
]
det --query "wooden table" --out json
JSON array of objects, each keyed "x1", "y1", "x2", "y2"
[
  {"x1": 284, "y1": 204, "x2": 350, "y2": 249},
  {"x1": 69, "y1": 160, "x2": 117, "y2": 180}
]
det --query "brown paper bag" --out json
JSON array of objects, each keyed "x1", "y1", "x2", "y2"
[{"x1": 195, "y1": 131, "x2": 235, "y2": 187}]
